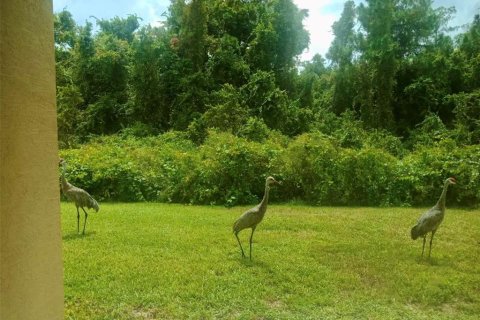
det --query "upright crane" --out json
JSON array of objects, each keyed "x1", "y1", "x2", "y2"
[
  {"x1": 411, "y1": 177, "x2": 456, "y2": 257},
  {"x1": 233, "y1": 176, "x2": 280, "y2": 260}
]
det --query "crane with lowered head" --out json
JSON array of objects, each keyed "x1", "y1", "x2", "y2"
[{"x1": 59, "y1": 158, "x2": 99, "y2": 235}]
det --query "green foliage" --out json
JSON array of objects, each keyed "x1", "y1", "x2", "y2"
[
  {"x1": 327, "y1": 1, "x2": 357, "y2": 114},
  {"x1": 327, "y1": 0, "x2": 356, "y2": 67},
  {"x1": 281, "y1": 132, "x2": 400, "y2": 206},
  {"x1": 60, "y1": 133, "x2": 196, "y2": 202},
  {"x1": 60, "y1": 128, "x2": 480, "y2": 207},
  {"x1": 186, "y1": 131, "x2": 284, "y2": 206},
  {"x1": 448, "y1": 90, "x2": 480, "y2": 145},
  {"x1": 127, "y1": 26, "x2": 173, "y2": 132},
  {"x1": 313, "y1": 110, "x2": 405, "y2": 156},
  {"x1": 96, "y1": 14, "x2": 140, "y2": 43},
  {"x1": 206, "y1": 34, "x2": 250, "y2": 86},
  {"x1": 237, "y1": 117, "x2": 270, "y2": 142},
  {"x1": 179, "y1": 0, "x2": 207, "y2": 71},
  {"x1": 396, "y1": 144, "x2": 480, "y2": 206},
  {"x1": 55, "y1": 1, "x2": 480, "y2": 143},
  {"x1": 407, "y1": 113, "x2": 451, "y2": 149},
  {"x1": 241, "y1": 70, "x2": 290, "y2": 132},
  {"x1": 202, "y1": 84, "x2": 248, "y2": 134},
  {"x1": 54, "y1": 10, "x2": 76, "y2": 50},
  {"x1": 54, "y1": 3, "x2": 480, "y2": 208},
  {"x1": 459, "y1": 14, "x2": 480, "y2": 60},
  {"x1": 186, "y1": 84, "x2": 248, "y2": 143},
  {"x1": 358, "y1": 0, "x2": 397, "y2": 130}
]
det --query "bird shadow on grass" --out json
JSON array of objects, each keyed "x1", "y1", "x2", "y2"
[
  {"x1": 415, "y1": 256, "x2": 449, "y2": 266},
  {"x1": 62, "y1": 231, "x2": 97, "y2": 241},
  {"x1": 235, "y1": 256, "x2": 273, "y2": 272}
]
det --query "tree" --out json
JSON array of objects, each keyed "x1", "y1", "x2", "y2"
[
  {"x1": 271, "y1": 0, "x2": 309, "y2": 91},
  {"x1": 96, "y1": 14, "x2": 141, "y2": 43},
  {"x1": 327, "y1": 0, "x2": 356, "y2": 114},
  {"x1": 128, "y1": 26, "x2": 178, "y2": 133},
  {"x1": 357, "y1": 0, "x2": 397, "y2": 130},
  {"x1": 296, "y1": 54, "x2": 326, "y2": 109},
  {"x1": 179, "y1": 0, "x2": 208, "y2": 72},
  {"x1": 459, "y1": 14, "x2": 480, "y2": 89}
]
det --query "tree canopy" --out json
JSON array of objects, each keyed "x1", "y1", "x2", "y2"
[{"x1": 55, "y1": 0, "x2": 480, "y2": 148}]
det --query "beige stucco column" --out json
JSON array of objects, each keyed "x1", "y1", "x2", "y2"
[{"x1": 1, "y1": 0, "x2": 64, "y2": 319}]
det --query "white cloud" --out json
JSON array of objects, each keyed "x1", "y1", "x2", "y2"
[
  {"x1": 134, "y1": 0, "x2": 169, "y2": 28},
  {"x1": 293, "y1": 0, "x2": 346, "y2": 61}
]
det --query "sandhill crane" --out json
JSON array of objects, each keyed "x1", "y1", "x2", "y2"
[
  {"x1": 59, "y1": 158, "x2": 99, "y2": 234},
  {"x1": 233, "y1": 176, "x2": 280, "y2": 260},
  {"x1": 411, "y1": 177, "x2": 456, "y2": 258}
]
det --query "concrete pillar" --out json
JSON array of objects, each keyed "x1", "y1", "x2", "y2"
[{"x1": 1, "y1": 0, "x2": 64, "y2": 319}]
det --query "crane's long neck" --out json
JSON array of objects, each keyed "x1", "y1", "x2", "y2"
[
  {"x1": 60, "y1": 165, "x2": 70, "y2": 192},
  {"x1": 259, "y1": 184, "x2": 270, "y2": 212},
  {"x1": 435, "y1": 181, "x2": 450, "y2": 211}
]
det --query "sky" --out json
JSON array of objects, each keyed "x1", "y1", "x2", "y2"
[{"x1": 53, "y1": 0, "x2": 480, "y2": 61}]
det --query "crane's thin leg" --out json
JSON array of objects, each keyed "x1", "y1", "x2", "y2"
[
  {"x1": 81, "y1": 207, "x2": 88, "y2": 235},
  {"x1": 421, "y1": 235, "x2": 426, "y2": 257},
  {"x1": 76, "y1": 207, "x2": 80, "y2": 234},
  {"x1": 235, "y1": 232, "x2": 246, "y2": 258},
  {"x1": 249, "y1": 226, "x2": 256, "y2": 261},
  {"x1": 428, "y1": 230, "x2": 436, "y2": 258}
]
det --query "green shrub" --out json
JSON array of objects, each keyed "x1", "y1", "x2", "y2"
[
  {"x1": 407, "y1": 113, "x2": 451, "y2": 149},
  {"x1": 60, "y1": 133, "x2": 196, "y2": 202},
  {"x1": 398, "y1": 144, "x2": 480, "y2": 206},
  {"x1": 313, "y1": 110, "x2": 405, "y2": 157},
  {"x1": 338, "y1": 148, "x2": 400, "y2": 206},
  {"x1": 280, "y1": 132, "x2": 343, "y2": 205},
  {"x1": 186, "y1": 131, "x2": 283, "y2": 206},
  {"x1": 281, "y1": 132, "x2": 401, "y2": 206},
  {"x1": 237, "y1": 117, "x2": 270, "y2": 142},
  {"x1": 59, "y1": 131, "x2": 480, "y2": 207}
]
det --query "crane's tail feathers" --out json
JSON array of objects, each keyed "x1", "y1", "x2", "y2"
[{"x1": 411, "y1": 225, "x2": 420, "y2": 240}]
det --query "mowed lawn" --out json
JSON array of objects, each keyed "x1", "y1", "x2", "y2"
[{"x1": 61, "y1": 203, "x2": 480, "y2": 319}]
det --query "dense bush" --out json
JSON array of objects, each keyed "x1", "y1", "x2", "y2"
[
  {"x1": 187, "y1": 131, "x2": 284, "y2": 206},
  {"x1": 60, "y1": 132, "x2": 196, "y2": 202},
  {"x1": 397, "y1": 144, "x2": 480, "y2": 206},
  {"x1": 59, "y1": 130, "x2": 480, "y2": 207},
  {"x1": 279, "y1": 132, "x2": 401, "y2": 206}
]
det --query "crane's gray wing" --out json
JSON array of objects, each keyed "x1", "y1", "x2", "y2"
[
  {"x1": 233, "y1": 206, "x2": 260, "y2": 232},
  {"x1": 416, "y1": 207, "x2": 444, "y2": 232},
  {"x1": 66, "y1": 186, "x2": 99, "y2": 211}
]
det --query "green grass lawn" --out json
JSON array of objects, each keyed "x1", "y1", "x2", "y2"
[{"x1": 62, "y1": 203, "x2": 480, "y2": 319}]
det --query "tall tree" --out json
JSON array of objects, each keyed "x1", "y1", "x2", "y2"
[
  {"x1": 54, "y1": 10, "x2": 83, "y2": 147},
  {"x1": 327, "y1": 0, "x2": 356, "y2": 114},
  {"x1": 357, "y1": 0, "x2": 397, "y2": 130},
  {"x1": 392, "y1": 1, "x2": 457, "y2": 133},
  {"x1": 179, "y1": 0, "x2": 208, "y2": 71},
  {"x1": 246, "y1": 0, "x2": 309, "y2": 91},
  {"x1": 96, "y1": 14, "x2": 141, "y2": 43},
  {"x1": 271, "y1": 0, "x2": 309, "y2": 91}
]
